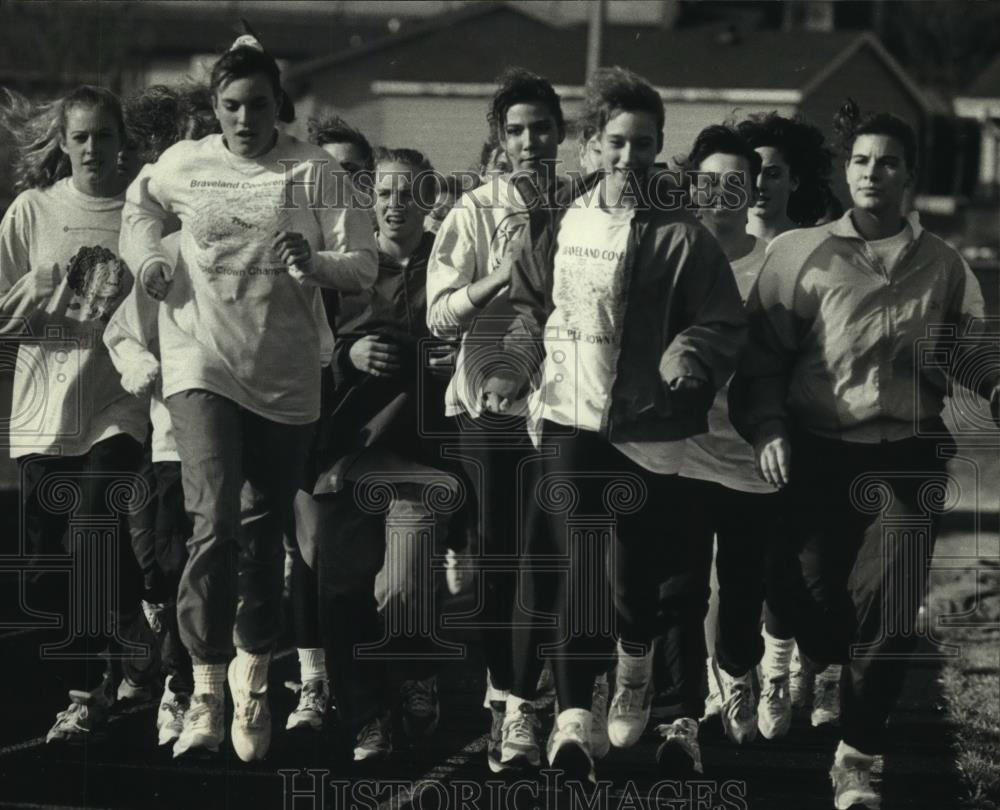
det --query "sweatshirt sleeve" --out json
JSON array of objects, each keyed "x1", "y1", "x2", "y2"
[
  {"x1": 728, "y1": 247, "x2": 801, "y2": 444},
  {"x1": 0, "y1": 195, "x2": 38, "y2": 335},
  {"x1": 660, "y1": 227, "x2": 747, "y2": 389},
  {"x1": 103, "y1": 282, "x2": 161, "y2": 395},
  {"x1": 120, "y1": 163, "x2": 174, "y2": 281},
  {"x1": 426, "y1": 202, "x2": 481, "y2": 337},
  {"x1": 298, "y1": 167, "x2": 377, "y2": 293}
]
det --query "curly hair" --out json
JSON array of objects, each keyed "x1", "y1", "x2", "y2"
[
  {"x1": 736, "y1": 111, "x2": 834, "y2": 226},
  {"x1": 579, "y1": 66, "x2": 664, "y2": 148},
  {"x1": 307, "y1": 114, "x2": 374, "y2": 171},
  {"x1": 123, "y1": 85, "x2": 181, "y2": 164},
  {"x1": 0, "y1": 85, "x2": 124, "y2": 193},
  {"x1": 487, "y1": 67, "x2": 565, "y2": 144},
  {"x1": 832, "y1": 98, "x2": 917, "y2": 171},
  {"x1": 681, "y1": 124, "x2": 762, "y2": 189}
]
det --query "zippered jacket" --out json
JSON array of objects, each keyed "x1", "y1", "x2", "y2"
[
  {"x1": 488, "y1": 171, "x2": 748, "y2": 443},
  {"x1": 730, "y1": 210, "x2": 995, "y2": 444}
]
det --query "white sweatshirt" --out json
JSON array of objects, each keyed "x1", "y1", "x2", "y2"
[
  {"x1": 120, "y1": 132, "x2": 377, "y2": 424},
  {"x1": 0, "y1": 178, "x2": 148, "y2": 458}
]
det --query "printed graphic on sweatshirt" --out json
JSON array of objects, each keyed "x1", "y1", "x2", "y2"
[
  {"x1": 186, "y1": 178, "x2": 294, "y2": 287},
  {"x1": 549, "y1": 209, "x2": 631, "y2": 346},
  {"x1": 65, "y1": 245, "x2": 132, "y2": 324},
  {"x1": 488, "y1": 212, "x2": 528, "y2": 275}
]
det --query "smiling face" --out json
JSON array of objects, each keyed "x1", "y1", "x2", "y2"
[
  {"x1": 212, "y1": 73, "x2": 279, "y2": 159},
  {"x1": 502, "y1": 101, "x2": 561, "y2": 181},
  {"x1": 752, "y1": 145, "x2": 797, "y2": 224},
  {"x1": 691, "y1": 151, "x2": 753, "y2": 232},
  {"x1": 59, "y1": 104, "x2": 123, "y2": 196},
  {"x1": 374, "y1": 161, "x2": 428, "y2": 244},
  {"x1": 598, "y1": 109, "x2": 661, "y2": 203},
  {"x1": 846, "y1": 133, "x2": 913, "y2": 218}
]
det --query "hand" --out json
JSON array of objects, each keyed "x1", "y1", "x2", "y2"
[
  {"x1": 754, "y1": 433, "x2": 791, "y2": 489},
  {"x1": 273, "y1": 231, "x2": 313, "y2": 276},
  {"x1": 480, "y1": 373, "x2": 522, "y2": 414},
  {"x1": 141, "y1": 261, "x2": 172, "y2": 301},
  {"x1": 120, "y1": 356, "x2": 160, "y2": 397},
  {"x1": 349, "y1": 335, "x2": 401, "y2": 377}
]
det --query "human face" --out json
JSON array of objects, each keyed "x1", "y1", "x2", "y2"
[
  {"x1": 212, "y1": 74, "x2": 279, "y2": 159},
  {"x1": 60, "y1": 104, "x2": 122, "y2": 195},
  {"x1": 691, "y1": 152, "x2": 753, "y2": 231},
  {"x1": 752, "y1": 145, "x2": 797, "y2": 223},
  {"x1": 116, "y1": 139, "x2": 142, "y2": 184},
  {"x1": 578, "y1": 133, "x2": 602, "y2": 175},
  {"x1": 502, "y1": 102, "x2": 561, "y2": 180},
  {"x1": 598, "y1": 110, "x2": 660, "y2": 202},
  {"x1": 374, "y1": 161, "x2": 427, "y2": 244},
  {"x1": 846, "y1": 133, "x2": 912, "y2": 218}
]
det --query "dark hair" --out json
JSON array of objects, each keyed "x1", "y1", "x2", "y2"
[
  {"x1": 307, "y1": 114, "x2": 374, "y2": 171},
  {"x1": 210, "y1": 45, "x2": 294, "y2": 123},
  {"x1": 487, "y1": 67, "x2": 565, "y2": 144},
  {"x1": 580, "y1": 67, "x2": 664, "y2": 147},
  {"x1": 833, "y1": 98, "x2": 917, "y2": 171},
  {"x1": 0, "y1": 85, "x2": 124, "y2": 192},
  {"x1": 737, "y1": 112, "x2": 834, "y2": 226},
  {"x1": 124, "y1": 85, "x2": 180, "y2": 163},
  {"x1": 683, "y1": 124, "x2": 762, "y2": 188},
  {"x1": 178, "y1": 83, "x2": 220, "y2": 141}
]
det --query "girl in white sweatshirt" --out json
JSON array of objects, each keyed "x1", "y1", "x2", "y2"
[
  {"x1": 0, "y1": 85, "x2": 149, "y2": 745},
  {"x1": 118, "y1": 35, "x2": 377, "y2": 762}
]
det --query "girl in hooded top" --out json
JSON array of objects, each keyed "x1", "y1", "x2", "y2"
[
  {"x1": 0, "y1": 85, "x2": 149, "y2": 744},
  {"x1": 119, "y1": 34, "x2": 377, "y2": 762}
]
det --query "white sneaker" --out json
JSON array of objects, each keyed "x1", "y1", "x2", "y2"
[
  {"x1": 830, "y1": 745, "x2": 880, "y2": 809},
  {"x1": 757, "y1": 673, "x2": 792, "y2": 740},
  {"x1": 711, "y1": 661, "x2": 758, "y2": 744},
  {"x1": 172, "y1": 693, "x2": 224, "y2": 757},
  {"x1": 702, "y1": 656, "x2": 722, "y2": 722},
  {"x1": 590, "y1": 675, "x2": 610, "y2": 760},
  {"x1": 500, "y1": 701, "x2": 541, "y2": 770},
  {"x1": 227, "y1": 659, "x2": 271, "y2": 762},
  {"x1": 789, "y1": 646, "x2": 814, "y2": 710},
  {"x1": 400, "y1": 676, "x2": 440, "y2": 738},
  {"x1": 286, "y1": 678, "x2": 329, "y2": 732},
  {"x1": 655, "y1": 717, "x2": 703, "y2": 776},
  {"x1": 607, "y1": 650, "x2": 653, "y2": 748},
  {"x1": 157, "y1": 680, "x2": 190, "y2": 746},
  {"x1": 547, "y1": 713, "x2": 596, "y2": 784},
  {"x1": 354, "y1": 714, "x2": 392, "y2": 761},
  {"x1": 812, "y1": 666, "x2": 841, "y2": 728},
  {"x1": 46, "y1": 677, "x2": 115, "y2": 744}
]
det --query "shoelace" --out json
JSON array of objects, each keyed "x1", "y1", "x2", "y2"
[
  {"x1": 814, "y1": 678, "x2": 838, "y2": 711},
  {"x1": 401, "y1": 680, "x2": 435, "y2": 715},
  {"x1": 762, "y1": 676, "x2": 789, "y2": 702},
  {"x1": 54, "y1": 702, "x2": 87, "y2": 730},
  {"x1": 612, "y1": 685, "x2": 644, "y2": 715},
  {"x1": 187, "y1": 698, "x2": 218, "y2": 731},
  {"x1": 297, "y1": 682, "x2": 326, "y2": 714},
  {"x1": 554, "y1": 721, "x2": 586, "y2": 745},
  {"x1": 358, "y1": 719, "x2": 387, "y2": 750},
  {"x1": 506, "y1": 710, "x2": 539, "y2": 743},
  {"x1": 720, "y1": 681, "x2": 754, "y2": 720},
  {"x1": 235, "y1": 693, "x2": 267, "y2": 728},
  {"x1": 835, "y1": 764, "x2": 874, "y2": 794}
]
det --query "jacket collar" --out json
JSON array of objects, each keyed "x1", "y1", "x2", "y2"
[{"x1": 829, "y1": 209, "x2": 923, "y2": 242}]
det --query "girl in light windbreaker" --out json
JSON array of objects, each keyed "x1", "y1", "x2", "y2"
[
  {"x1": 119, "y1": 34, "x2": 377, "y2": 762},
  {"x1": 0, "y1": 85, "x2": 148, "y2": 745},
  {"x1": 731, "y1": 102, "x2": 1000, "y2": 810},
  {"x1": 483, "y1": 67, "x2": 747, "y2": 783}
]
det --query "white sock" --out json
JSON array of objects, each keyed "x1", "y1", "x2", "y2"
[
  {"x1": 483, "y1": 668, "x2": 510, "y2": 709},
  {"x1": 193, "y1": 663, "x2": 227, "y2": 699},
  {"x1": 834, "y1": 739, "x2": 874, "y2": 766},
  {"x1": 817, "y1": 663, "x2": 842, "y2": 684},
  {"x1": 298, "y1": 648, "x2": 327, "y2": 684},
  {"x1": 616, "y1": 639, "x2": 653, "y2": 686},
  {"x1": 232, "y1": 649, "x2": 271, "y2": 694},
  {"x1": 761, "y1": 629, "x2": 796, "y2": 677}
]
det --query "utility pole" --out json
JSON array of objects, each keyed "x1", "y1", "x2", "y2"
[{"x1": 586, "y1": 0, "x2": 605, "y2": 81}]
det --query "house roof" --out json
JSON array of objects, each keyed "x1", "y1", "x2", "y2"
[
  {"x1": 963, "y1": 54, "x2": 1000, "y2": 101},
  {"x1": 287, "y1": 5, "x2": 931, "y2": 112}
]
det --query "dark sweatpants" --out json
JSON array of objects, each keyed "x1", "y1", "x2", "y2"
[{"x1": 767, "y1": 429, "x2": 951, "y2": 754}]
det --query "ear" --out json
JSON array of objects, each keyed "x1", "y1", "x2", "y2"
[{"x1": 790, "y1": 174, "x2": 800, "y2": 192}]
